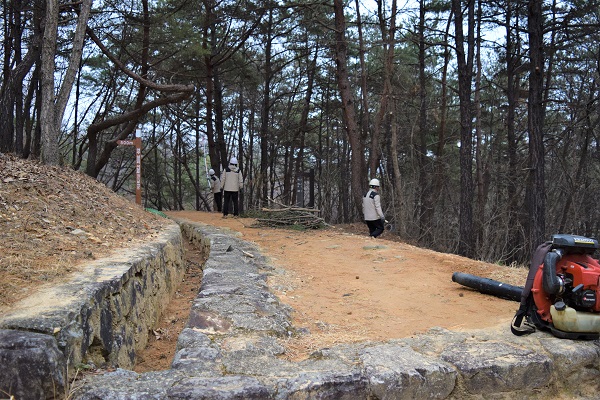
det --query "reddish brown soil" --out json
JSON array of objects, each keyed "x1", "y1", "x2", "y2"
[
  {"x1": 140, "y1": 211, "x2": 526, "y2": 364},
  {"x1": 133, "y1": 239, "x2": 204, "y2": 372}
]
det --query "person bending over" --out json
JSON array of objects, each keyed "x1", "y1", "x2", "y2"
[{"x1": 362, "y1": 178, "x2": 385, "y2": 238}]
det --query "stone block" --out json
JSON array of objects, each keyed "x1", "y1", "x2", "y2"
[{"x1": 0, "y1": 329, "x2": 66, "y2": 400}]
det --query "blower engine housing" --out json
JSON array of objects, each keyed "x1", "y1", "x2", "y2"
[{"x1": 531, "y1": 234, "x2": 600, "y2": 339}]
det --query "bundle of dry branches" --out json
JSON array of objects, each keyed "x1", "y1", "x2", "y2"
[{"x1": 252, "y1": 199, "x2": 327, "y2": 230}]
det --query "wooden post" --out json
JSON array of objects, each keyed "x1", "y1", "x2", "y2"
[
  {"x1": 116, "y1": 137, "x2": 142, "y2": 206},
  {"x1": 135, "y1": 137, "x2": 142, "y2": 206}
]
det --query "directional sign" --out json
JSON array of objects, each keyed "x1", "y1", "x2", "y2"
[{"x1": 117, "y1": 137, "x2": 142, "y2": 205}]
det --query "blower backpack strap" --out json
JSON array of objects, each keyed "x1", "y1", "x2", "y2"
[
  {"x1": 511, "y1": 241, "x2": 553, "y2": 336},
  {"x1": 511, "y1": 301, "x2": 536, "y2": 336}
]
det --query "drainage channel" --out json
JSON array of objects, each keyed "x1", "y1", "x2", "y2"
[{"x1": 133, "y1": 237, "x2": 206, "y2": 373}]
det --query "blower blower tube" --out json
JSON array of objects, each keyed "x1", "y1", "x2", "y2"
[
  {"x1": 543, "y1": 248, "x2": 565, "y2": 295},
  {"x1": 451, "y1": 272, "x2": 523, "y2": 301}
]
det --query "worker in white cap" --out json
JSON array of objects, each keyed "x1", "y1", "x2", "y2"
[
  {"x1": 362, "y1": 178, "x2": 385, "y2": 238},
  {"x1": 221, "y1": 157, "x2": 243, "y2": 218},
  {"x1": 208, "y1": 168, "x2": 222, "y2": 212}
]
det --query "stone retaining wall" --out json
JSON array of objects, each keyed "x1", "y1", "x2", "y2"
[{"x1": 0, "y1": 222, "x2": 184, "y2": 399}]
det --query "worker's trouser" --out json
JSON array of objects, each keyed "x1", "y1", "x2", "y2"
[
  {"x1": 223, "y1": 191, "x2": 239, "y2": 216},
  {"x1": 213, "y1": 192, "x2": 222, "y2": 212},
  {"x1": 365, "y1": 219, "x2": 384, "y2": 238}
]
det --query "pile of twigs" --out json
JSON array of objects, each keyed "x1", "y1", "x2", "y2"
[{"x1": 253, "y1": 199, "x2": 327, "y2": 229}]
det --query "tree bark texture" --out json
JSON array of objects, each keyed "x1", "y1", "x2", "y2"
[
  {"x1": 40, "y1": 0, "x2": 92, "y2": 165},
  {"x1": 416, "y1": 0, "x2": 433, "y2": 243},
  {"x1": 453, "y1": 0, "x2": 475, "y2": 258},
  {"x1": 526, "y1": 0, "x2": 546, "y2": 254},
  {"x1": 40, "y1": 0, "x2": 59, "y2": 164},
  {"x1": 333, "y1": 0, "x2": 365, "y2": 217},
  {"x1": 504, "y1": 0, "x2": 526, "y2": 263},
  {"x1": 260, "y1": 9, "x2": 274, "y2": 208},
  {"x1": 355, "y1": 0, "x2": 371, "y2": 176}
]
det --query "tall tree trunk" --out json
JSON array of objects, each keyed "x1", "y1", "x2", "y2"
[
  {"x1": 283, "y1": 146, "x2": 293, "y2": 204},
  {"x1": 247, "y1": 99, "x2": 256, "y2": 208},
  {"x1": 237, "y1": 89, "x2": 245, "y2": 214},
  {"x1": 23, "y1": 62, "x2": 40, "y2": 159},
  {"x1": 355, "y1": 0, "x2": 371, "y2": 175},
  {"x1": 195, "y1": 90, "x2": 202, "y2": 210},
  {"x1": 13, "y1": 0, "x2": 23, "y2": 155},
  {"x1": 152, "y1": 113, "x2": 163, "y2": 210},
  {"x1": 429, "y1": 11, "x2": 453, "y2": 243},
  {"x1": 0, "y1": 27, "x2": 39, "y2": 154},
  {"x1": 390, "y1": 99, "x2": 402, "y2": 230},
  {"x1": 293, "y1": 45, "x2": 318, "y2": 207},
  {"x1": 32, "y1": 71, "x2": 42, "y2": 158},
  {"x1": 71, "y1": 62, "x2": 82, "y2": 165},
  {"x1": 40, "y1": 0, "x2": 59, "y2": 164},
  {"x1": 333, "y1": 0, "x2": 365, "y2": 217},
  {"x1": 416, "y1": 0, "x2": 432, "y2": 243},
  {"x1": 371, "y1": 0, "x2": 390, "y2": 178},
  {"x1": 453, "y1": 0, "x2": 475, "y2": 257},
  {"x1": 340, "y1": 136, "x2": 350, "y2": 222},
  {"x1": 213, "y1": 29, "x2": 228, "y2": 169},
  {"x1": 372, "y1": 0, "x2": 397, "y2": 182},
  {"x1": 260, "y1": 9, "x2": 274, "y2": 207},
  {"x1": 526, "y1": 0, "x2": 546, "y2": 254},
  {"x1": 40, "y1": 0, "x2": 92, "y2": 165},
  {"x1": 504, "y1": 0, "x2": 524, "y2": 263},
  {"x1": 474, "y1": 0, "x2": 485, "y2": 252}
]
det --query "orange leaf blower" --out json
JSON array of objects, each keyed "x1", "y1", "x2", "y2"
[
  {"x1": 453, "y1": 234, "x2": 600, "y2": 339},
  {"x1": 512, "y1": 234, "x2": 600, "y2": 339}
]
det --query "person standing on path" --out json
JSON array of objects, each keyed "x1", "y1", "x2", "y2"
[
  {"x1": 221, "y1": 157, "x2": 243, "y2": 218},
  {"x1": 362, "y1": 178, "x2": 386, "y2": 238},
  {"x1": 208, "y1": 168, "x2": 222, "y2": 212}
]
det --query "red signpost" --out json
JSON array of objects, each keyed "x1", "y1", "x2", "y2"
[{"x1": 117, "y1": 137, "x2": 142, "y2": 205}]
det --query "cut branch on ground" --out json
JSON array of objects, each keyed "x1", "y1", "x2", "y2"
[{"x1": 252, "y1": 200, "x2": 327, "y2": 229}]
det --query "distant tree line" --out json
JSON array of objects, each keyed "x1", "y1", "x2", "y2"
[{"x1": 1, "y1": 0, "x2": 600, "y2": 264}]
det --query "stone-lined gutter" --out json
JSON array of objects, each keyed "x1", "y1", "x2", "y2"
[
  {"x1": 2, "y1": 218, "x2": 600, "y2": 399},
  {"x1": 0, "y1": 222, "x2": 185, "y2": 399}
]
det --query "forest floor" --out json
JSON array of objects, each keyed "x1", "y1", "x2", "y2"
[
  {"x1": 0, "y1": 154, "x2": 170, "y2": 313},
  {"x1": 0, "y1": 153, "x2": 528, "y2": 372}
]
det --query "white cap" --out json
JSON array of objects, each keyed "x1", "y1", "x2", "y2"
[
  {"x1": 230, "y1": 157, "x2": 238, "y2": 165},
  {"x1": 209, "y1": 169, "x2": 215, "y2": 175},
  {"x1": 369, "y1": 178, "x2": 380, "y2": 187}
]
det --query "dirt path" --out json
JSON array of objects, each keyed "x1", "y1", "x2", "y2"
[{"x1": 150, "y1": 211, "x2": 526, "y2": 361}]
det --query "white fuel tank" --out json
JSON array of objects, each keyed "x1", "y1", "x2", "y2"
[{"x1": 550, "y1": 305, "x2": 600, "y2": 333}]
